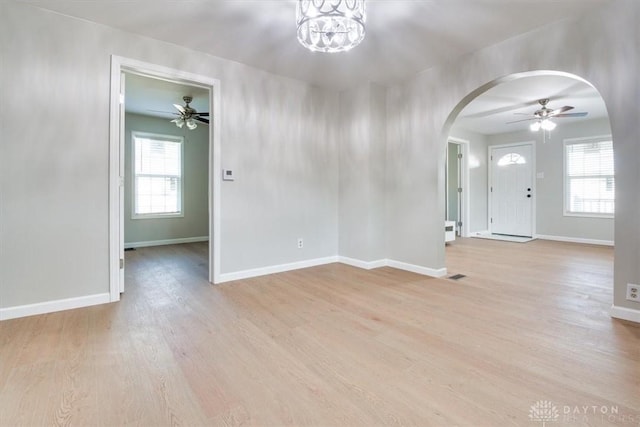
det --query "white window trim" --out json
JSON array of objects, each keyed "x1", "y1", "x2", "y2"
[
  {"x1": 563, "y1": 134, "x2": 614, "y2": 219},
  {"x1": 131, "y1": 131, "x2": 185, "y2": 220}
]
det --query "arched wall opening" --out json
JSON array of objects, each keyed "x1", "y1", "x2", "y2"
[
  {"x1": 440, "y1": 69, "x2": 615, "y2": 288},
  {"x1": 381, "y1": 2, "x2": 638, "y2": 322}
]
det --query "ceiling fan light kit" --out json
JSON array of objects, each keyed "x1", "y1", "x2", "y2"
[
  {"x1": 296, "y1": 0, "x2": 366, "y2": 53},
  {"x1": 530, "y1": 118, "x2": 556, "y2": 132},
  {"x1": 170, "y1": 95, "x2": 209, "y2": 130},
  {"x1": 507, "y1": 98, "x2": 588, "y2": 134},
  {"x1": 172, "y1": 117, "x2": 198, "y2": 130}
]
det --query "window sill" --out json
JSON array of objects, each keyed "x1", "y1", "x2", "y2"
[
  {"x1": 563, "y1": 212, "x2": 614, "y2": 219},
  {"x1": 132, "y1": 213, "x2": 184, "y2": 220}
]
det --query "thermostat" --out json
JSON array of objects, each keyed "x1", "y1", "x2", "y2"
[{"x1": 222, "y1": 169, "x2": 235, "y2": 181}]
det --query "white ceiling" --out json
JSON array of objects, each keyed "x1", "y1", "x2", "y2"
[
  {"x1": 22, "y1": 0, "x2": 611, "y2": 89},
  {"x1": 23, "y1": 0, "x2": 611, "y2": 133},
  {"x1": 124, "y1": 73, "x2": 210, "y2": 120},
  {"x1": 454, "y1": 74, "x2": 608, "y2": 134}
]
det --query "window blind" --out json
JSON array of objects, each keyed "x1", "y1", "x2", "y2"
[
  {"x1": 565, "y1": 139, "x2": 614, "y2": 215},
  {"x1": 133, "y1": 134, "x2": 183, "y2": 216}
]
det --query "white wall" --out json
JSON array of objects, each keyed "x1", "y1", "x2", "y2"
[
  {"x1": 384, "y1": 0, "x2": 639, "y2": 314},
  {"x1": 486, "y1": 118, "x2": 613, "y2": 243},
  {"x1": 0, "y1": 1, "x2": 339, "y2": 309},
  {"x1": 124, "y1": 113, "x2": 209, "y2": 245}
]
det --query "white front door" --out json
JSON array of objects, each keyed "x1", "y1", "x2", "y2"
[{"x1": 490, "y1": 144, "x2": 534, "y2": 237}]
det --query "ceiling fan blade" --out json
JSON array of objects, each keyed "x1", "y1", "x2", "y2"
[
  {"x1": 549, "y1": 105, "x2": 574, "y2": 116},
  {"x1": 554, "y1": 112, "x2": 588, "y2": 118},
  {"x1": 148, "y1": 109, "x2": 179, "y2": 115},
  {"x1": 506, "y1": 117, "x2": 537, "y2": 124},
  {"x1": 173, "y1": 104, "x2": 186, "y2": 113},
  {"x1": 195, "y1": 112, "x2": 209, "y2": 117},
  {"x1": 195, "y1": 117, "x2": 209, "y2": 124}
]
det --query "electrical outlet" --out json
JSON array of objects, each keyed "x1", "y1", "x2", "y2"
[
  {"x1": 297, "y1": 238, "x2": 303, "y2": 249},
  {"x1": 627, "y1": 284, "x2": 640, "y2": 302}
]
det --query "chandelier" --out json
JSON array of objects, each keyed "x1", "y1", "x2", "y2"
[{"x1": 296, "y1": 0, "x2": 366, "y2": 53}]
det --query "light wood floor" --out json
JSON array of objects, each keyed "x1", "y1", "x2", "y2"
[{"x1": 1, "y1": 239, "x2": 638, "y2": 426}]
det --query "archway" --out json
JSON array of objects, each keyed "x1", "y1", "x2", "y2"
[
  {"x1": 441, "y1": 70, "x2": 614, "y2": 270},
  {"x1": 444, "y1": 70, "x2": 615, "y2": 245}
]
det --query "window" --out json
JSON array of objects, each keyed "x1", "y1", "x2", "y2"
[
  {"x1": 497, "y1": 152, "x2": 526, "y2": 166},
  {"x1": 564, "y1": 136, "x2": 614, "y2": 217},
  {"x1": 132, "y1": 132, "x2": 183, "y2": 218}
]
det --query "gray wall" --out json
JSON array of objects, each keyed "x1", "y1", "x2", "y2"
[
  {"x1": 0, "y1": 1, "x2": 339, "y2": 308},
  {"x1": 1, "y1": 1, "x2": 638, "y2": 317},
  {"x1": 338, "y1": 83, "x2": 386, "y2": 262},
  {"x1": 486, "y1": 118, "x2": 613, "y2": 242},
  {"x1": 124, "y1": 113, "x2": 209, "y2": 245}
]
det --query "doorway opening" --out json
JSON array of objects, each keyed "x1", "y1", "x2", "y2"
[
  {"x1": 109, "y1": 56, "x2": 221, "y2": 302},
  {"x1": 445, "y1": 137, "x2": 470, "y2": 240},
  {"x1": 123, "y1": 74, "x2": 210, "y2": 273}
]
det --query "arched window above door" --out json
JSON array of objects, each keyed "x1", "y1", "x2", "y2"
[{"x1": 497, "y1": 152, "x2": 526, "y2": 166}]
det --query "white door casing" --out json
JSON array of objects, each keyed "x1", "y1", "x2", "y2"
[
  {"x1": 447, "y1": 137, "x2": 470, "y2": 238},
  {"x1": 489, "y1": 143, "x2": 534, "y2": 237},
  {"x1": 119, "y1": 72, "x2": 126, "y2": 293},
  {"x1": 109, "y1": 55, "x2": 222, "y2": 302}
]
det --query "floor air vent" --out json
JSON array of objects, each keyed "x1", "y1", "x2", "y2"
[{"x1": 448, "y1": 274, "x2": 466, "y2": 280}]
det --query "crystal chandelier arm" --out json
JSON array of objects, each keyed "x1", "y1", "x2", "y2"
[{"x1": 297, "y1": 0, "x2": 366, "y2": 53}]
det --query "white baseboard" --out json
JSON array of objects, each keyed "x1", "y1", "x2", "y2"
[
  {"x1": 338, "y1": 256, "x2": 387, "y2": 270},
  {"x1": 125, "y1": 236, "x2": 209, "y2": 249},
  {"x1": 0, "y1": 293, "x2": 111, "y2": 321},
  {"x1": 610, "y1": 305, "x2": 640, "y2": 324},
  {"x1": 217, "y1": 256, "x2": 339, "y2": 283},
  {"x1": 471, "y1": 230, "x2": 490, "y2": 236},
  {"x1": 1, "y1": 254, "x2": 446, "y2": 319},
  {"x1": 218, "y1": 255, "x2": 447, "y2": 284},
  {"x1": 535, "y1": 234, "x2": 613, "y2": 247},
  {"x1": 386, "y1": 259, "x2": 447, "y2": 278},
  {"x1": 339, "y1": 256, "x2": 447, "y2": 278}
]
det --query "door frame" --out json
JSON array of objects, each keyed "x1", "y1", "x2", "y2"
[
  {"x1": 488, "y1": 141, "x2": 536, "y2": 237},
  {"x1": 447, "y1": 137, "x2": 470, "y2": 237},
  {"x1": 108, "y1": 55, "x2": 222, "y2": 301}
]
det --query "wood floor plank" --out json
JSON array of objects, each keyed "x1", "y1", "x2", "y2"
[{"x1": 0, "y1": 239, "x2": 638, "y2": 426}]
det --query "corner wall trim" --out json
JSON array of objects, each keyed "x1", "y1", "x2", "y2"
[
  {"x1": 386, "y1": 259, "x2": 447, "y2": 278},
  {"x1": 338, "y1": 256, "x2": 387, "y2": 270},
  {"x1": 535, "y1": 234, "x2": 614, "y2": 247},
  {"x1": 338, "y1": 257, "x2": 446, "y2": 278},
  {"x1": 125, "y1": 236, "x2": 209, "y2": 249},
  {"x1": 218, "y1": 255, "x2": 446, "y2": 284},
  {"x1": 610, "y1": 305, "x2": 640, "y2": 324},
  {"x1": 217, "y1": 256, "x2": 339, "y2": 283},
  {"x1": 0, "y1": 293, "x2": 111, "y2": 321},
  {"x1": 2, "y1": 255, "x2": 447, "y2": 319}
]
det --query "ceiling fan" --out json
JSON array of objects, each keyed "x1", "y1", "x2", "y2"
[
  {"x1": 170, "y1": 96, "x2": 209, "y2": 130},
  {"x1": 507, "y1": 98, "x2": 588, "y2": 131}
]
